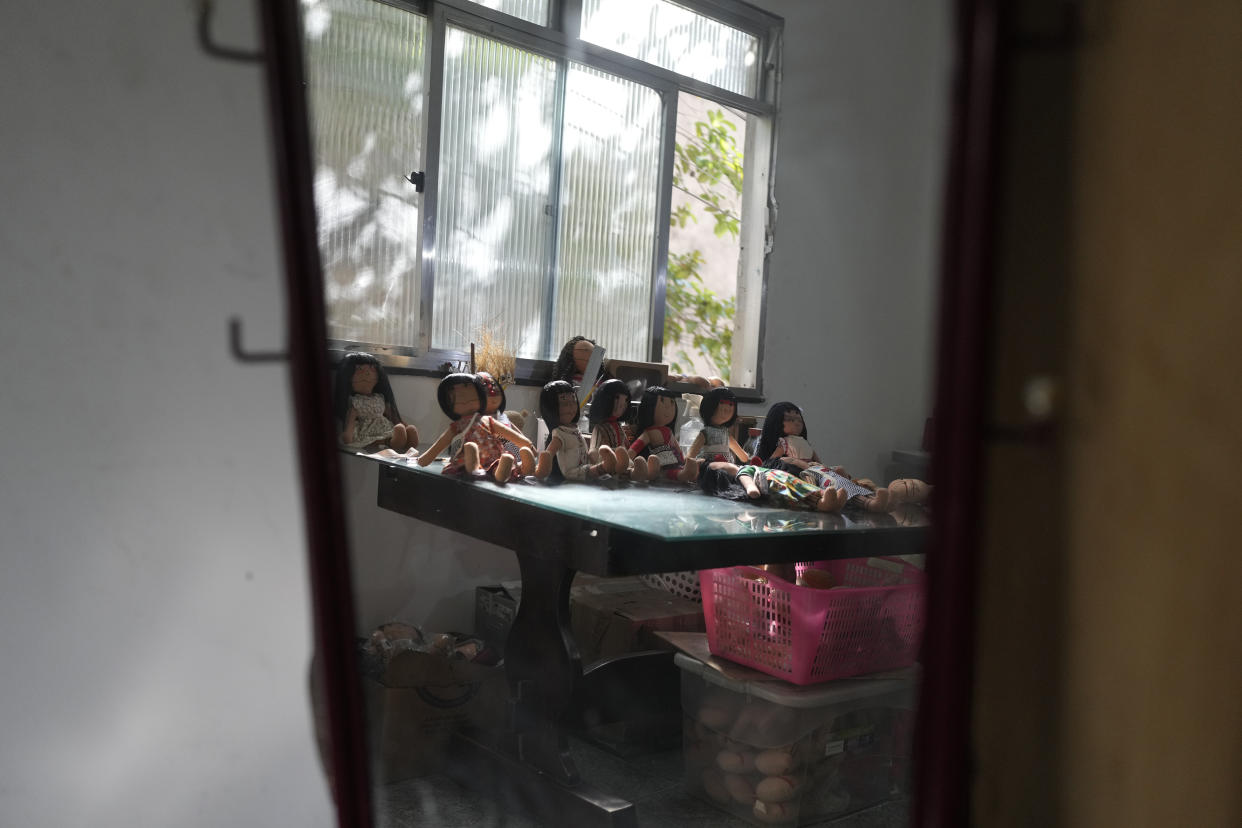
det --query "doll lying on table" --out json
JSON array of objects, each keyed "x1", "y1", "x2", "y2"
[
  {"x1": 534, "y1": 380, "x2": 619, "y2": 483},
  {"x1": 698, "y1": 461, "x2": 848, "y2": 512},
  {"x1": 416, "y1": 373, "x2": 535, "y2": 483},
  {"x1": 628, "y1": 386, "x2": 701, "y2": 484},
  {"x1": 334, "y1": 352, "x2": 418, "y2": 454},
  {"x1": 756, "y1": 401, "x2": 932, "y2": 511}
]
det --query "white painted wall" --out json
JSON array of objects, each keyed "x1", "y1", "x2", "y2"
[
  {"x1": 349, "y1": 1, "x2": 953, "y2": 632},
  {"x1": 0, "y1": 2, "x2": 333, "y2": 826}
]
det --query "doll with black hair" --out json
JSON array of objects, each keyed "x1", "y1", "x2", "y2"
[
  {"x1": 477, "y1": 371, "x2": 536, "y2": 476},
  {"x1": 533, "y1": 381, "x2": 618, "y2": 483},
  {"x1": 416, "y1": 373, "x2": 533, "y2": 483},
  {"x1": 698, "y1": 461, "x2": 848, "y2": 512},
  {"x1": 551, "y1": 335, "x2": 599, "y2": 386},
  {"x1": 586, "y1": 378, "x2": 643, "y2": 480},
  {"x1": 628, "y1": 386, "x2": 700, "y2": 483},
  {"x1": 687, "y1": 386, "x2": 749, "y2": 463},
  {"x1": 756, "y1": 401, "x2": 937, "y2": 512},
  {"x1": 334, "y1": 352, "x2": 418, "y2": 454}
]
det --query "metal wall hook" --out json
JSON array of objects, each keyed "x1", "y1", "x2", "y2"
[
  {"x1": 198, "y1": 0, "x2": 264, "y2": 63},
  {"x1": 230, "y1": 317, "x2": 289, "y2": 363}
]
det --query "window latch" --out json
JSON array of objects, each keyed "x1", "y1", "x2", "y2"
[{"x1": 406, "y1": 171, "x2": 425, "y2": 193}]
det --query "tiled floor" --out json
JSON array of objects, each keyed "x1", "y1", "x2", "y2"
[{"x1": 374, "y1": 735, "x2": 909, "y2": 828}]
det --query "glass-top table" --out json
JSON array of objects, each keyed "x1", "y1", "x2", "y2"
[{"x1": 366, "y1": 453, "x2": 931, "y2": 827}]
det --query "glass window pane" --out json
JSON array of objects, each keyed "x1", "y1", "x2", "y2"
[
  {"x1": 553, "y1": 65, "x2": 663, "y2": 363},
  {"x1": 435, "y1": 28, "x2": 558, "y2": 359},
  {"x1": 471, "y1": 0, "x2": 549, "y2": 27},
  {"x1": 666, "y1": 93, "x2": 747, "y2": 382},
  {"x1": 580, "y1": 0, "x2": 759, "y2": 98},
  {"x1": 303, "y1": 0, "x2": 427, "y2": 349}
]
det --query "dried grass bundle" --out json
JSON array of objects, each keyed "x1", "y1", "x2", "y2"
[{"x1": 474, "y1": 328, "x2": 516, "y2": 388}]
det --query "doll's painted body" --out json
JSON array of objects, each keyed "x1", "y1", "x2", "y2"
[
  {"x1": 586, "y1": 379, "x2": 641, "y2": 480},
  {"x1": 417, "y1": 373, "x2": 533, "y2": 483},
  {"x1": 334, "y1": 353, "x2": 417, "y2": 453},
  {"x1": 534, "y1": 381, "x2": 617, "y2": 483},
  {"x1": 477, "y1": 371, "x2": 536, "y2": 476},
  {"x1": 688, "y1": 387, "x2": 749, "y2": 463},
  {"x1": 628, "y1": 387, "x2": 700, "y2": 483}
]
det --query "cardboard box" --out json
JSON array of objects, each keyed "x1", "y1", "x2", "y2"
[
  {"x1": 570, "y1": 576, "x2": 706, "y2": 663},
  {"x1": 474, "y1": 576, "x2": 706, "y2": 663},
  {"x1": 363, "y1": 649, "x2": 508, "y2": 783}
]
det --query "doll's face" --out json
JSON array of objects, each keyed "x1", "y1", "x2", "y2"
[
  {"x1": 653, "y1": 394, "x2": 677, "y2": 427},
  {"x1": 557, "y1": 391, "x2": 579, "y2": 425},
  {"x1": 480, "y1": 376, "x2": 503, "y2": 413},
  {"x1": 710, "y1": 399, "x2": 735, "y2": 426},
  {"x1": 572, "y1": 341, "x2": 594, "y2": 374},
  {"x1": 449, "y1": 383, "x2": 481, "y2": 418},
  {"x1": 351, "y1": 363, "x2": 378, "y2": 395},
  {"x1": 610, "y1": 393, "x2": 629, "y2": 418},
  {"x1": 782, "y1": 409, "x2": 804, "y2": 435}
]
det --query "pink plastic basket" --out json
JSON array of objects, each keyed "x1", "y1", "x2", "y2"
[{"x1": 699, "y1": 558, "x2": 926, "y2": 685}]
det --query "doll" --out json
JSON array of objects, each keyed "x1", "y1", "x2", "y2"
[
  {"x1": 476, "y1": 371, "x2": 536, "y2": 476},
  {"x1": 533, "y1": 381, "x2": 618, "y2": 482},
  {"x1": 416, "y1": 373, "x2": 534, "y2": 483},
  {"x1": 687, "y1": 386, "x2": 749, "y2": 463},
  {"x1": 628, "y1": 386, "x2": 701, "y2": 483},
  {"x1": 756, "y1": 401, "x2": 823, "y2": 471},
  {"x1": 698, "y1": 461, "x2": 847, "y2": 513},
  {"x1": 334, "y1": 352, "x2": 418, "y2": 453},
  {"x1": 586, "y1": 378, "x2": 642, "y2": 480},
  {"x1": 551, "y1": 335, "x2": 599, "y2": 386},
  {"x1": 757, "y1": 401, "x2": 932, "y2": 512}
]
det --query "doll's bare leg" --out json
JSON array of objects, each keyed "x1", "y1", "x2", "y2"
[
  {"x1": 598, "y1": 445, "x2": 617, "y2": 475},
  {"x1": 388, "y1": 424, "x2": 409, "y2": 453},
  {"x1": 534, "y1": 450, "x2": 554, "y2": 480},
  {"x1": 677, "y1": 457, "x2": 701, "y2": 483},
  {"x1": 646, "y1": 456, "x2": 661, "y2": 479},
  {"x1": 629, "y1": 456, "x2": 649, "y2": 482},
  {"x1": 518, "y1": 446, "x2": 536, "y2": 476},
  {"x1": 493, "y1": 453, "x2": 514, "y2": 483},
  {"x1": 615, "y1": 446, "x2": 631, "y2": 471},
  {"x1": 463, "y1": 442, "x2": 480, "y2": 475}
]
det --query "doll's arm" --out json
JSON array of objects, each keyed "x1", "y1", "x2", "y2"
[
  {"x1": 628, "y1": 431, "x2": 650, "y2": 455},
  {"x1": 544, "y1": 432, "x2": 564, "y2": 455},
  {"x1": 416, "y1": 427, "x2": 456, "y2": 466},
  {"x1": 728, "y1": 435, "x2": 749, "y2": 463},
  {"x1": 736, "y1": 470, "x2": 761, "y2": 499},
  {"x1": 487, "y1": 416, "x2": 533, "y2": 450},
  {"x1": 341, "y1": 407, "x2": 358, "y2": 445},
  {"x1": 688, "y1": 430, "x2": 706, "y2": 459}
]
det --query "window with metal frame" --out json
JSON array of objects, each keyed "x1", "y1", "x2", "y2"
[{"x1": 301, "y1": 0, "x2": 779, "y2": 388}]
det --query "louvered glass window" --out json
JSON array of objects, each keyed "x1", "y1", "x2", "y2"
[
  {"x1": 302, "y1": 0, "x2": 427, "y2": 349},
  {"x1": 302, "y1": 0, "x2": 777, "y2": 387},
  {"x1": 580, "y1": 0, "x2": 759, "y2": 97}
]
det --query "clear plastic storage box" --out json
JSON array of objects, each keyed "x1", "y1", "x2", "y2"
[{"x1": 676, "y1": 652, "x2": 916, "y2": 826}]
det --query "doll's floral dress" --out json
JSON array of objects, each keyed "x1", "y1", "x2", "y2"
[
  {"x1": 443, "y1": 415, "x2": 517, "y2": 480},
  {"x1": 343, "y1": 393, "x2": 395, "y2": 449},
  {"x1": 735, "y1": 464, "x2": 824, "y2": 509}
]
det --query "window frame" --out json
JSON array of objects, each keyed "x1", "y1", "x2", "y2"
[{"x1": 315, "y1": 0, "x2": 782, "y2": 397}]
